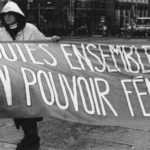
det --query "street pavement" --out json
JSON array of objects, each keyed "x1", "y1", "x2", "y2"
[
  {"x1": 1, "y1": 118, "x2": 150, "y2": 150},
  {"x1": 1, "y1": 37, "x2": 150, "y2": 150}
]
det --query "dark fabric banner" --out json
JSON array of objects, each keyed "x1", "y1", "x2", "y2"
[{"x1": 0, "y1": 41, "x2": 150, "y2": 129}]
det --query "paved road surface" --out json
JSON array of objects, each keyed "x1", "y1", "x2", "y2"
[{"x1": 0, "y1": 118, "x2": 150, "y2": 150}]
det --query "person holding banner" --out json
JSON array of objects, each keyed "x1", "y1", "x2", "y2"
[{"x1": 0, "y1": 1, "x2": 60, "y2": 150}]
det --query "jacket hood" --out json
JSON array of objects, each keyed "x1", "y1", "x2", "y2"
[{"x1": 1, "y1": 1, "x2": 25, "y2": 17}]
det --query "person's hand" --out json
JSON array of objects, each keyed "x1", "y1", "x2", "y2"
[{"x1": 51, "y1": 36, "x2": 61, "y2": 42}]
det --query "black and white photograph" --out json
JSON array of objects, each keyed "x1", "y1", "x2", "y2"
[{"x1": 0, "y1": 0, "x2": 150, "y2": 150}]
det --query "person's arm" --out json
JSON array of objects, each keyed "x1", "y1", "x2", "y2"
[
  {"x1": 32, "y1": 24, "x2": 60, "y2": 42},
  {"x1": 45, "y1": 35, "x2": 61, "y2": 42}
]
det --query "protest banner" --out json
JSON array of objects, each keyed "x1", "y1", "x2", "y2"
[{"x1": 0, "y1": 41, "x2": 150, "y2": 129}]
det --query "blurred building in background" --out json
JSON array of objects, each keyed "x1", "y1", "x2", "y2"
[
  {"x1": 115, "y1": 0, "x2": 149, "y2": 27},
  {"x1": 0, "y1": 0, "x2": 150, "y2": 36}
]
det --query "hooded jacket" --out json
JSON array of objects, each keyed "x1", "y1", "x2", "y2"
[
  {"x1": 0, "y1": 1, "x2": 44, "y2": 128},
  {"x1": 0, "y1": 1, "x2": 46, "y2": 41}
]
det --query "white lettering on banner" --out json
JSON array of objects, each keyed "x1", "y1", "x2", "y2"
[
  {"x1": 121, "y1": 77, "x2": 150, "y2": 117},
  {"x1": 142, "y1": 46, "x2": 150, "y2": 73},
  {"x1": 86, "y1": 44, "x2": 105, "y2": 73},
  {"x1": 99, "y1": 45, "x2": 119, "y2": 72},
  {"x1": 48, "y1": 72, "x2": 65, "y2": 110},
  {"x1": 109, "y1": 45, "x2": 129, "y2": 72},
  {"x1": 61, "y1": 44, "x2": 82, "y2": 70},
  {"x1": 145, "y1": 78, "x2": 150, "y2": 95},
  {"x1": 78, "y1": 77, "x2": 95, "y2": 114},
  {"x1": 15, "y1": 44, "x2": 27, "y2": 62},
  {"x1": 6, "y1": 44, "x2": 18, "y2": 61},
  {"x1": 58, "y1": 74, "x2": 70, "y2": 110},
  {"x1": 60, "y1": 75, "x2": 78, "y2": 111},
  {"x1": 0, "y1": 65, "x2": 12, "y2": 106},
  {"x1": 0, "y1": 44, "x2": 17, "y2": 62},
  {"x1": 95, "y1": 78, "x2": 118, "y2": 116},
  {"x1": 109, "y1": 45, "x2": 123, "y2": 72},
  {"x1": 21, "y1": 67, "x2": 37, "y2": 106},
  {"x1": 39, "y1": 44, "x2": 57, "y2": 66},
  {"x1": 0, "y1": 45, "x2": 3, "y2": 58},
  {"x1": 109, "y1": 46, "x2": 121, "y2": 72},
  {"x1": 2, "y1": 64, "x2": 150, "y2": 117},
  {"x1": 122, "y1": 46, "x2": 140, "y2": 73},
  {"x1": 61, "y1": 44, "x2": 150, "y2": 74},
  {"x1": 0, "y1": 43, "x2": 57, "y2": 66},
  {"x1": 121, "y1": 79, "x2": 134, "y2": 116},
  {"x1": 89, "y1": 78, "x2": 101, "y2": 115},
  {"x1": 24, "y1": 44, "x2": 44, "y2": 65},
  {"x1": 135, "y1": 46, "x2": 150, "y2": 73},
  {"x1": 133, "y1": 77, "x2": 150, "y2": 116},
  {"x1": 20, "y1": 67, "x2": 118, "y2": 116},
  {"x1": 37, "y1": 70, "x2": 55, "y2": 106},
  {"x1": 98, "y1": 45, "x2": 111, "y2": 72},
  {"x1": 72, "y1": 44, "x2": 94, "y2": 72},
  {"x1": 0, "y1": 43, "x2": 150, "y2": 74},
  {"x1": 2, "y1": 42, "x2": 150, "y2": 118}
]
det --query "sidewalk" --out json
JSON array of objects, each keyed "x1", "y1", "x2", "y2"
[{"x1": 0, "y1": 118, "x2": 150, "y2": 150}]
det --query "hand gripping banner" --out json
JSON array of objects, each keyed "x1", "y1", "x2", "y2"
[{"x1": 0, "y1": 41, "x2": 150, "y2": 129}]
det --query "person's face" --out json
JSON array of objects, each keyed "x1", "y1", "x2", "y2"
[{"x1": 4, "y1": 12, "x2": 16, "y2": 25}]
